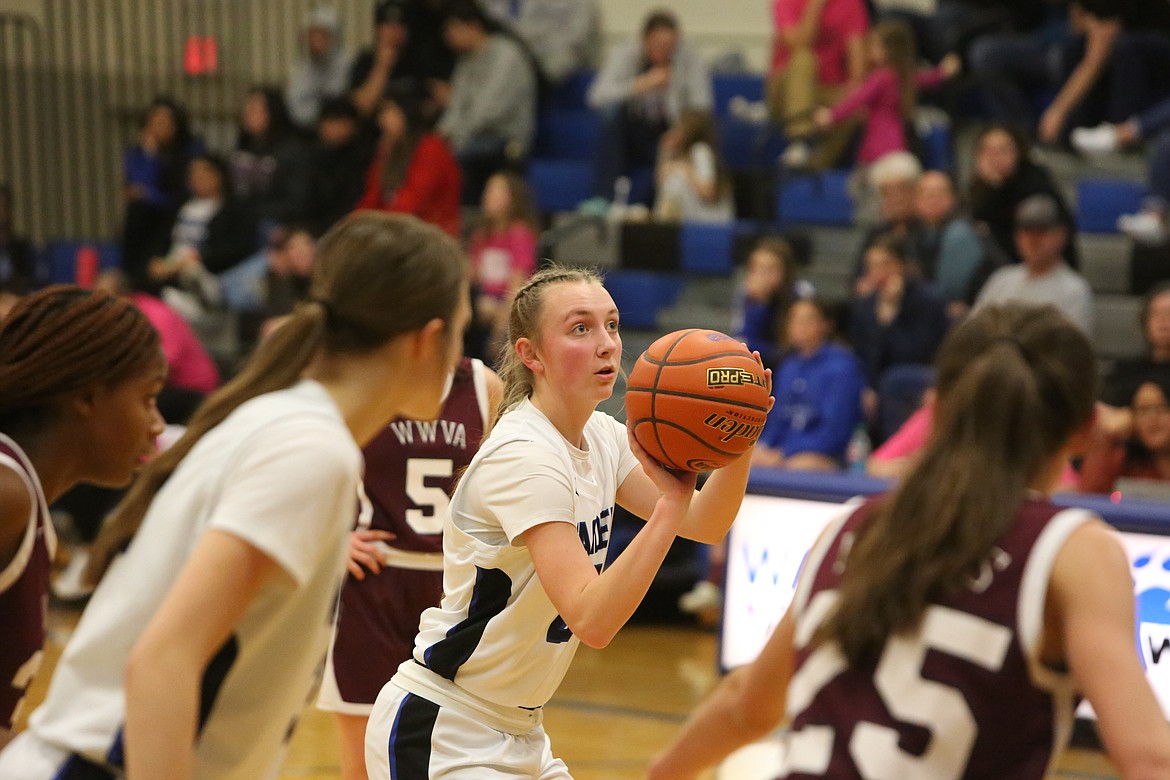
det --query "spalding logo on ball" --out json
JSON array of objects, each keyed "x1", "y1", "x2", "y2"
[{"x1": 625, "y1": 329, "x2": 770, "y2": 472}]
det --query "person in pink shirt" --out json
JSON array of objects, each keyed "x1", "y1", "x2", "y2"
[
  {"x1": 468, "y1": 171, "x2": 538, "y2": 356},
  {"x1": 96, "y1": 270, "x2": 218, "y2": 420},
  {"x1": 768, "y1": 0, "x2": 869, "y2": 169},
  {"x1": 812, "y1": 20, "x2": 958, "y2": 166}
]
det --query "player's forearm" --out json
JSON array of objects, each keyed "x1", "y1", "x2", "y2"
[
  {"x1": 680, "y1": 453, "x2": 751, "y2": 544},
  {"x1": 571, "y1": 495, "x2": 688, "y2": 647},
  {"x1": 124, "y1": 640, "x2": 199, "y2": 780}
]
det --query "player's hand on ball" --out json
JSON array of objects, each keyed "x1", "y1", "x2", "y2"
[
  {"x1": 347, "y1": 529, "x2": 396, "y2": 580},
  {"x1": 750, "y1": 349, "x2": 775, "y2": 414},
  {"x1": 628, "y1": 427, "x2": 699, "y2": 500}
]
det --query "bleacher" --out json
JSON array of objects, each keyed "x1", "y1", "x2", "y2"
[{"x1": 524, "y1": 69, "x2": 1160, "y2": 420}]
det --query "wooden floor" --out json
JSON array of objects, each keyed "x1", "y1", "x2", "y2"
[{"x1": 23, "y1": 607, "x2": 1119, "y2": 779}]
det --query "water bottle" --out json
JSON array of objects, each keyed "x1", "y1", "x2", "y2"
[
  {"x1": 846, "y1": 424, "x2": 872, "y2": 474},
  {"x1": 609, "y1": 176, "x2": 631, "y2": 221}
]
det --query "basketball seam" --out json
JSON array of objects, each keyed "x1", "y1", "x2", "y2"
[
  {"x1": 648, "y1": 329, "x2": 698, "y2": 470},
  {"x1": 624, "y1": 387, "x2": 770, "y2": 414},
  {"x1": 639, "y1": 351, "x2": 759, "y2": 366},
  {"x1": 629, "y1": 418, "x2": 742, "y2": 458}
]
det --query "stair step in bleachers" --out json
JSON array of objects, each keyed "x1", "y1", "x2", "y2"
[
  {"x1": 776, "y1": 170, "x2": 853, "y2": 226},
  {"x1": 802, "y1": 268, "x2": 852, "y2": 301},
  {"x1": 1092, "y1": 294, "x2": 1145, "y2": 360},
  {"x1": 1077, "y1": 179, "x2": 1145, "y2": 234},
  {"x1": 1078, "y1": 233, "x2": 1132, "y2": 295},
  {"x1": 809, "y1": 225, "x2": 864, "y2": 276},
  {"x1": 656, "y1": 302, "x2": 734, "y2": 334},
  {"x1": 674, "y1": 276, "x2": 737, "y2": 309}
]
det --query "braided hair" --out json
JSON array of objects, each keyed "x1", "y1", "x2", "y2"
[{"x1": 0, "y1": 285, "x2": 161, "y2": 431}]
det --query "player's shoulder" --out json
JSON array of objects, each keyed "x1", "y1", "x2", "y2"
[{"x1": 0, "y1": 463, "x2": 34, "y2": 570}]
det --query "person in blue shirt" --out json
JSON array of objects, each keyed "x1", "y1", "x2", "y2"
[{"x1": 753, "y1": 298, "x2": 865, "y2": 470}]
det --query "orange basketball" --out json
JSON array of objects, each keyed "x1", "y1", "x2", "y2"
[{"x1": 625, "y1": 329, "x2": 770, "y2": 472}]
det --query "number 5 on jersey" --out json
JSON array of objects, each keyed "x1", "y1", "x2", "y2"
[{"x1": 404, "y1": 458, "x2": 454, "y2": 535}]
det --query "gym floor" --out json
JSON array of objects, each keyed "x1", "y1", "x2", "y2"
[{"x1": 21, "y1": 607, "x2": 1120, "y2": 779}]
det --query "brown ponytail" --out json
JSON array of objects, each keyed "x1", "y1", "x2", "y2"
[
  {"x1": 87, "y1": 212, "x2": 467, "y2": 583},
  {"x1": 818, "y1": 304, "x2": 1097, "y2": 667}
]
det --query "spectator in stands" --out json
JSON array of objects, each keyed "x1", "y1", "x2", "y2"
[
  {"x1": 435, "y1": 0, "x2": 537, "y2": 205},
  {"x1": 230, "y1": 87, "x2": 310, "y2": 234},
  {"x1": 357, "y1": 96, "x2": 461, "y2": 237},
  {"x1": 1037, "y1": 0, "x2": 1170, "y2": 146},
  {"x1": 974, "y1": 194, "x2": 1093, "y2": 333},
  {"x1": 122, "y1": 96, "x2": 203, "y2": 290},
  {"x1": 1103, "y1": 282, "x2": 1170, "y2": 407},
  {"x1": 654, "y1": 110, "x2": 734, "y2": 224},
  {"x1": 148, "y1": 154, "x2": 259, "y2": 314},
  {"x1": 915, "y1": 170, "x2": 1002, "y2": 314},
  {"x1": 285, "y1": 6, "x2": 354, "y2": 130},
  {"x1": 217, "y1": 225, "x2": 315, "y2": 314},
  {"x1": 965, "y1": 5, "x2": 1072, "y2": 132},
  {"x1": 1080, "y1": 377, "x2": 1170, "y2": 493},
  {"x1": 754, "y1": 299, "x2": 865, "y2": 470},
  {"x1": 0, "y1": 185, "x2": 36, "y2": 294},
  {"x1": 849, "y1": 232, "x2": 950, "y2": 389},
  {"x1": 1073, "y1": 97, "x2": 1170, "y2": 244},
  {"x1": 851, "y1": 151, "x2": 921, "y2": 289},
  {"x1": 349, "y1": 0, "x2": 456, "y2": 121},
  {"x1": 306, "y1": 97, "x2": 374, "y2": 236},
  {"x1": 733, "y1": 236, "x2": 812, "y2": 366},
  {"x1": 484, "y1": 0, "x2": 601, "y2": 87},
  {"x1": 967, "y1": 123, "x2": 1078, "y2": 267},
  {"x1": 469, "y1": 171, "x2": 538, "y2": 356},
  {"x1": 807, "y1": 21, "x2": 958, "y2": 169},
  {"x1": 588, "y1": 9, "x2": 712, "y2": 202},
  {"x1": 95, "y1": 269, "x2": 219, "y2": 418},
  {"x1": 768, "y1": 0, "x2": 869, "y2": 170}
]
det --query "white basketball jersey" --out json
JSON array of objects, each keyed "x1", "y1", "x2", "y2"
[
  {"x1": 26, "y1": 380, "x2": 361, "y2": 780},
  {"x1": 405, "y1": 398, "x2": 639, "y2": 709}
]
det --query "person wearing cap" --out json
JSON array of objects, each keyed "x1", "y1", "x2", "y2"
[
  {"x1": 286, "y1": 6, "x2": 355, "y2": 130},
  {"x1": 437, "y1": 0, "x2": 537, "y2": 205},
  {"x1": 350, "y1": 0, "x2": 456, "y2": 120},
  {"x1": 974, "y1": 193, "x2": 1094, "y2": 333}
]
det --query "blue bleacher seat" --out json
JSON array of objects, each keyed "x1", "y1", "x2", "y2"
[
  {"x1": 44, "y1": 240, "x2": 122, "y2": 285},
  {"x1": 718, "y1": 117, "x2": 786, "y2": 172},
  {"x1": 544, "y1": 70, "x2": 596, "y2": 111},
  {"x1": 712, "y1": 73, "x2": 766, "y2": 117},
  {"x1": 918, "y1": 122, "x2": 952, "y2": 172},
  {"x1": 603, "y1": 269, "x2": 685, "y2": 330},
  {"x1": 532, "y1": 110, "x2": 601, "y2": 161},
  {"x1": 528, "y1": 160, "x2": 594, "y2": 213},
  {"x1": 680, "y1": 222, "x2": 735, "y2": 275},
  {"x1": 1077, "y1": 179, "x2": 1145, "y2": 234},
  {"x1": 775, "y1": 170, "x2": 853, "y2": 226}
]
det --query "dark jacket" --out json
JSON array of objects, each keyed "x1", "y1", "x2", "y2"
[
  {"x1": 849, "y1": 276, "x2": 950, "y2": 385},
  {"x1": 969, "y1": 159, "x2": 1079, "y2": 269}
]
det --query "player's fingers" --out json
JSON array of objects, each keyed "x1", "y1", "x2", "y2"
[
  {"x1": 347, "y1": 559, "x2": 365, "y2": 580},
  {"x1": 355, "y1": 529, "x2": 394, "y2": 542}
]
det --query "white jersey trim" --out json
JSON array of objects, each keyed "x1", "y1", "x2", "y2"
[
  {"x1": 1015, "y1": 506, "x2": 1094, "y2": 773},
  {"x1": 790, "y1": 497, "x2": 863, "y2": 619},
  {"x1": 391, "y1": 661, "x2": 543, "y2": 735},
  {"x1": 0, "y1": 434, "x2": 53, "y2": 594},
  {"x1": 470, "y1": 358, "x2": 490, "y2": 431}
]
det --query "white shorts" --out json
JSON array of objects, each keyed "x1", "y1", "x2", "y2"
[{"x1": 365, "y1": 683, "x2": 572, "y2": 779}]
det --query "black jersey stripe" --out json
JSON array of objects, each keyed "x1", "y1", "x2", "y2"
[{"x1": 422, "y1": 566, "x2": 513, "y2": 680}]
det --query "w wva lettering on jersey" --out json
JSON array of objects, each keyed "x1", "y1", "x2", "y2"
[{"x1": 388, "y1": 419, "x2": 469, "y2": 449}]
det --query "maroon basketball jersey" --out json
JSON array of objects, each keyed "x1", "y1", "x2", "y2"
[
  {"x1": 328, "y1": 358, "x2": 489, "y2": 706},
  {"x1": 0, "y1": 434, "x2": 54, "y2": 730},
  {"x1": 781, "y1": 497, "x2": 1091, "y2": 780}
]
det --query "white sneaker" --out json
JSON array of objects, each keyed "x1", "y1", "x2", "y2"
[
  {"x1": 52, "y1": 548, "x2": 95, "y2": 602},
  {"x1": 780, "y1": 141, "x2": 811, "y2": 169},
  {"x1": 729, "y1": 96, "x2": 769, "y2": 124},
  {"x1": 1071, "y1": 123, "x2": 1121, "y2": 155},
  {"x1": 1118, "y1": 210, "x2": 1168, "y2": 244},
  {"x1": 678, "y1": 581, "x2": 722, "y2": 614}
]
